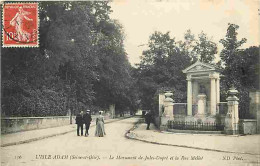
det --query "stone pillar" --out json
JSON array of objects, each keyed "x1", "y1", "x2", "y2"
[
  {"x1": 187, "y1": 76, "x2": 192, "y2": 116},
  {"x1": 216, "y1": 77, "x2": 220, "y2": 104},
  {"x1": 216, "y1": 77, "x2": 220, "y2": 114},
  {"x1": 192, "y1": 81, "x2": 199, "y2": 104},
  {"x1": 210, "y1": 74, "x2": 216, "y2": 115},
  {"x1": 197, "y1": 94, "x2": 206, "y2": 116},
  {"x1": 160, "y1": 91, "x2": 174, "y2": 130},
  {"x1": 225, "y1": 87, "x2": 239, "y2": 135},
  {"x1": 159, "y1": 93, "x2": 165, "y2": 116}
]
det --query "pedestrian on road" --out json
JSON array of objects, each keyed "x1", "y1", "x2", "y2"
[
  {"x1": 95, "y1": 111, "x2": 106, "y2": 137},
  {"x1": 76, "y1": 111, "x2": 84, "y2": 136},
  {"x1": 145, "y1": 111, "x2": 152, "y2": 130},
  {"x1": 83, "y1": 110, "x2": 92, "y2": 137}
]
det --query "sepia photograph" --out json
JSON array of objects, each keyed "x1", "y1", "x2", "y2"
[{"x1": 1, "y1": 0, "x2": 260, "y2": 165}]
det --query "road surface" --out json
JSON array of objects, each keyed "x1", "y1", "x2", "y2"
[{"x1": 1, "y1": 117, "x2": 259, "y2": 166}]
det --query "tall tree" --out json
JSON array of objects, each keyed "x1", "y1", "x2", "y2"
[
  {"x1": 178, "y1": 30, "x2": 218, "y2": 64},
  {"x1": 136, "y1": 31, "x2": 191, "y2": 111},
  {"x1": 178, "y1": 30, "x2": 197, "y2": 62},
  {"x1": 237, "y1": 46, "x2": 259, "y2": 90},
  {"x1": 219, "y1": 23, "x2": 253, "y2": 118},
  {"x1": 219, "y1": 23, "x2": 247, "y2": 87},
  {"x1": 1, "y1": 2, "x2": 138, "y2": 116},
  {"x1": 194, "y1": 31, "x2": 218, "y2": 63}
]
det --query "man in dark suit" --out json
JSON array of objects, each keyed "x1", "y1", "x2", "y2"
[
  {"x1": 83, "y1": 110, "x2": 92, "y2": 136},
  {"x1": 76, "y1": 111, "x2": 84, "y2": 136},
  {"x1": 145, "y1": 111, "x2": 152, "y2": 130}
]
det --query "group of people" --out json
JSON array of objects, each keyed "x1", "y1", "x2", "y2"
[
  {"x1": 76, "y1": 109, "x2": 152, "y2": 136},
  {"x1": 75, "y1": 110, "x2": 106, "y2": 137}
]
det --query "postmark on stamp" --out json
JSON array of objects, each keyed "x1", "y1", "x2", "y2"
[{"x1": 2, "y1": 2, "x2": 39, "y2": 47}]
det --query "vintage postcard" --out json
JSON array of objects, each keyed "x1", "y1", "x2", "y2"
[{"x1": 1, "y1": 0, "x2": 259, "y2": 166}]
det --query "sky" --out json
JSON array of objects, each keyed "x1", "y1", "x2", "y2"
[{"x1": 109, "y1": 0, "x2": 260, "y2": 66}]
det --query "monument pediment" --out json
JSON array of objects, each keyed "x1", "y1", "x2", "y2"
[
  {"x1": 182, "y1": 61, "x2": 218, "y2": 73},
  {"x1": 188, "y1": 64, "x2": 212, "y2": 72}
]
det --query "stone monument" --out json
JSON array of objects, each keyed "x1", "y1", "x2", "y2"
[
  {"x1": 160, "y1": 91, "x2": 174, "y2": 130},
  {"x1": 182, "y1": 60, "x2": 221, "y2": 122},
  {"x1": 197, "y1": 94, "x2": 206, "y2": 117}
]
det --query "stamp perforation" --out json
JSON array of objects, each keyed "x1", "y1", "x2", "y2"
[{"x1": 2, "y1": 2, "x2": 39, "y2": 48}]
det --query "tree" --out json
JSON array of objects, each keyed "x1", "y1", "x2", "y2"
[
  {"x1": 194, "y1": 31, "x2": 218, "y2": 63},
  {"x1": 219, "y1": 23, "x2": 255, "y2": 119},
  {"x1": 237, "y1": 46, "x2": 259, "y2": 90},
  {"x1": 136, "y1": 31, "x2": 191, "y2": 112},
  {"x1": 220, "y1": 24, "x2": 247, "y2": 65},
  {"x1": 219, "y1": 23, "x2": 247, "y2": 88},
  {"x1": 178, "y1": 30, "x2": 197, "y2": 62},
  {"x1": 1, "y1": 2, "x2": 138, "y2": 116},
  {"x1": 178, "y1": 30, "x2": 218, "y2": 64},
  {"x1": 136, "y1": 30, "x2": 218, "y2": 112}
]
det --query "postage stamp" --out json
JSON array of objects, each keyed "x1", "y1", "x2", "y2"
[{"x1": 2, "y1": 2, "x2": 39, "y2": 47}]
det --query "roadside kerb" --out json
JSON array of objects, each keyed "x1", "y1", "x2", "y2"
[{"x1": 125, "y1": 121, "x2": 260, "y2": 156}]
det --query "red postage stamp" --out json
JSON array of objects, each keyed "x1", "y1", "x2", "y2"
[{"x1": 2, "y1": 3, "x2": 39, "y2": 47}]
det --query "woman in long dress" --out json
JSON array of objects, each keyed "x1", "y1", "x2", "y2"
[
  {"x1": 10, "y1": 6, "x2": 33, "y2": 42},
  {"x1": 95, "y1": 111, "x2": 106, "y2": 137}
]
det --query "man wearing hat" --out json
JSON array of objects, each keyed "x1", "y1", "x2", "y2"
[
  {"x1": 83, "y1": 110, "x2": 92, "y2": 136},
  {"x1": 75, "y1": 111, "x2": 84, "y2": 136}
]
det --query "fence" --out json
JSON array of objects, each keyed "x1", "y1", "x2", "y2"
[{"x1": 168, "y1": 120, "x2": 225, "y2": 131}]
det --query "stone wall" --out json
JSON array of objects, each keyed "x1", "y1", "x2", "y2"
[
  {"x1": 249, "y1": 91, "x2": 260, "y2": 134},
  {"x1": 1, "y1": 115, "x2": 111, "y2": 134},
  {"x1": 1, "y1": 116, "x2": 73, "y2": 134},
  {"x1": 239, "y1": 119, "x2": 257, "y2": 135}
]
